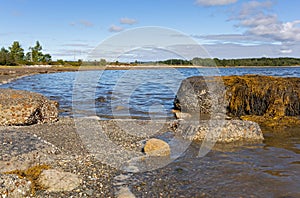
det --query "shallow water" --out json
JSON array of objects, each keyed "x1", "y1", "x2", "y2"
[
  {"x1": 1, "y1": 66, "x2": 300, "y2": 197},
  {"x1": 156, "y1": 127, "x2": 300, "y2": 197}
]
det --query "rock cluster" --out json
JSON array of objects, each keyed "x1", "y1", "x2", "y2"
[{"x1": 0, "y1": 88, "x2": 58, "y2": 126}]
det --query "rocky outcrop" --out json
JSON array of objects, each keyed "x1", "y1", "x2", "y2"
[
  {"x1": 0, "y1": 88, "x2": 58, "y2": 126},
  {"x1": 174, "y1": 75, "x2": 300, "y2": 127}
]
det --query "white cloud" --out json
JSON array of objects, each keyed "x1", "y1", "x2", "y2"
[
  {"x1": 195, "y1": 0, "x2": 237, "y2": 6},
  {"x1": 231, "y1": 0, "x2": 300, "y2": 50},
  {"x1": 240, "y1": 14, "x2": 277, "y2": 27},
  {"x1": 193, "y1": 33, "x2": 276, "y2": 45},
  {"x1": 109, "y1": 25, "x2": 124, "y2": 32},
  {"x1": 203, "y1": 43, "x2": 300, "y2": 58},
  {"x1": 238, "y1": 0, "x2": 273, "y2": 17},
  {"x1": 120, "y1": 18, "x2": 137, "y2": 25},
  {"x1": 280, "y1": 49, "x2": 292, "y2": 54}
]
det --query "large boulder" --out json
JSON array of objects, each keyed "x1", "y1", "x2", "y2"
[
  {"x1": 174, "y1": 76, "x2": 226, "y2": 116},
  {"x1": 0, "y1": 89, "x2": 58, "y2": 126},
  {"x1": 174, "y1": 75, "x2": 300, "y2": 127}
]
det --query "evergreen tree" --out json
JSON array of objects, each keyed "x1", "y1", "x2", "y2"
[
  {"x1": 9, "y1": 41, "x2": 24, "y2": 64},
  {"x1": 0, "y1": 47, "x2": 9, "y2": 65},
  {"x1": 26, "y1": 41, "x2": 51, "y2": 63}
]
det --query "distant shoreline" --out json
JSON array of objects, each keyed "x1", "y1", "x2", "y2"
[{"x1": 1, "y1": 64, "x2": 299, "y2": 85}]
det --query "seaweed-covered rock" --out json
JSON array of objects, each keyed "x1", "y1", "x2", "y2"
[
  {"x1": 174, "y1": 75, "x2": 300, "y2": 127},
  {"x1": 0, "y1": 89, "x2": 58, "y2": 126}
]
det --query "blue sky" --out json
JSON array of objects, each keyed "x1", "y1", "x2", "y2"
[{"x1": 1, "y1": 0, "x2": 300, "y2": 60}]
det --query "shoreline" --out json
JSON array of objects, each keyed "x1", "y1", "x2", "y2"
[{"x1": 1, "y1": 64, "x2": 300, "y2": 85}]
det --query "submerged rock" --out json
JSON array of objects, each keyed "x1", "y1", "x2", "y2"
[{"x1": 0, "y1": 88, "x2": 58, "y2": 126}]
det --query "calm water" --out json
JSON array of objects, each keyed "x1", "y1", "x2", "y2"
[
  {"x1": 1, "y1": 66, "x2": 300, "y2": 119},
  {"x1": 1, "y1": 66, "x2": 300, "y2": 197}
]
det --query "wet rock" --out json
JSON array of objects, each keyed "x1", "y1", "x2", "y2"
[
  {"x1": 174, "y1": 76, "x2": 227, "y2": 117},
  {"x1": 0, "y1": 174, "x2": 31, "y2": 198},
  {"x1": 37, "y1": 169, "x2": 81, "y2": 192},
  {"x1": 143, "y1": 138, "x2": 171, "y2": 156},
  {"x1": 0, "y1": 88, "x2": 58, "y2": 126},
  {"x1": 175, "y1": 120, "x2": 264, "y2": 142}
]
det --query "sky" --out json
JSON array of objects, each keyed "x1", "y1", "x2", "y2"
[{"x1": 1, "y1": 0, "x2": 300, "y2": 61}]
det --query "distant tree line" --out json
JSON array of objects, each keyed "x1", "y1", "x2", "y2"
[
  {"x1": 0, "y1": 41, "x2": 51, "y2": 66},
  {"x1": 2, "y1": 41, "x2": 300, "y2": 67},
  {"x1": 158, "y1": 57, "x2": 300, "y2": 67},
  {"x1": 158, "y1": 59, "x2": 193, "y2": 65}
]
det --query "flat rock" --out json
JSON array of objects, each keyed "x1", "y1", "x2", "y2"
[
  {"x1": 0, "y1": 88, "x2": 58, "y2": 126},
  {"x1": 175, "y1": 120, "x2": 264, "y2": 142},
  {"x1": 37, "y1": 169, "x2": 81, "y2": 192}
]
